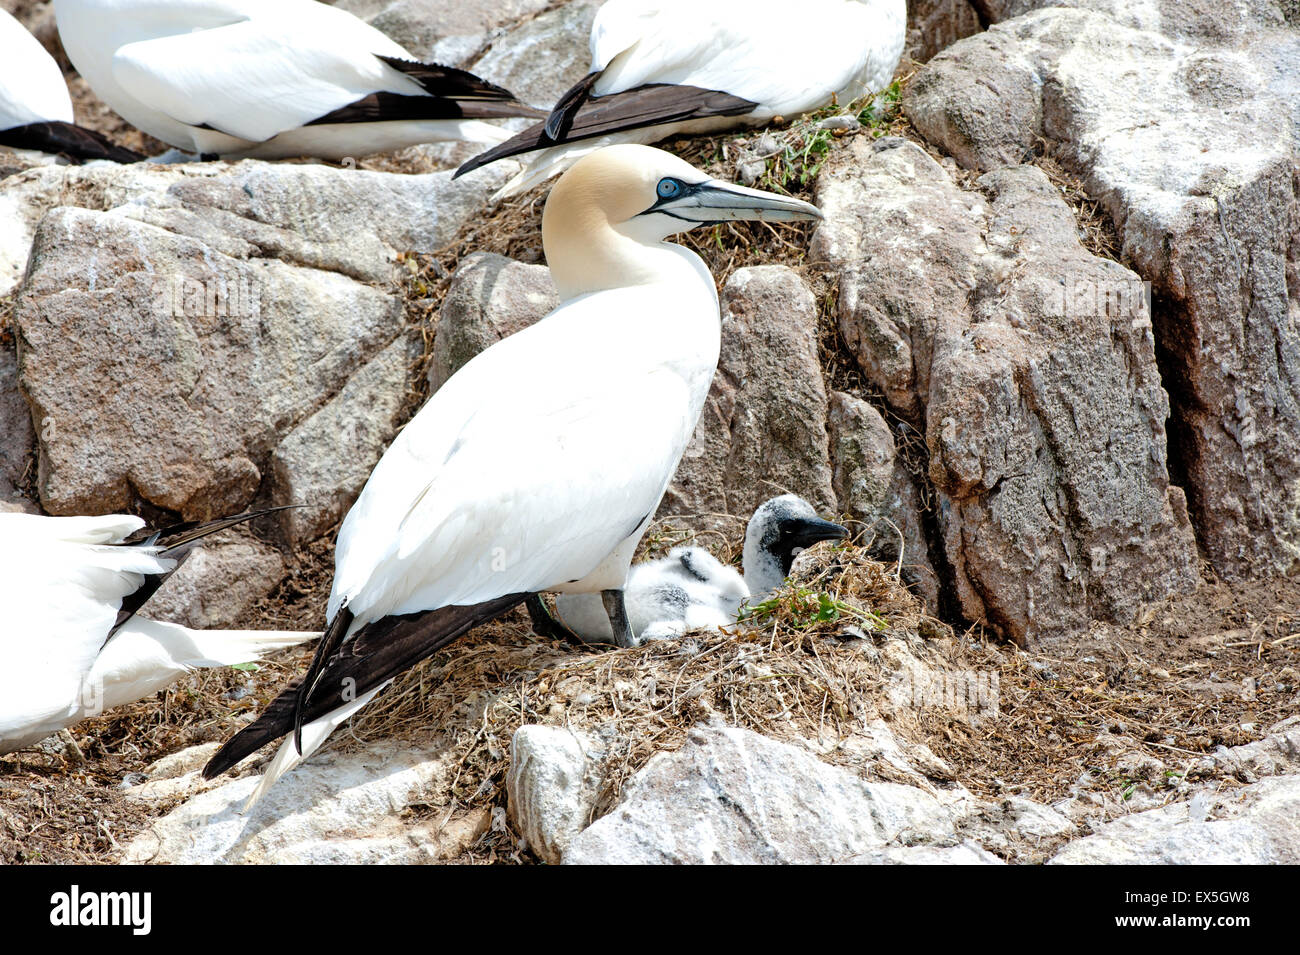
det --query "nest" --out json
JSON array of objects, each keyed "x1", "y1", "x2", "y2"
[{"x1": 339, "y1": 540, "x2": 963, "y2": 830}]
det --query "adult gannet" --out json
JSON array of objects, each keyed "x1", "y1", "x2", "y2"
[
  {"x1": 0, "y1": 509, "x2": 318, "y2": 755},
  {"x1": 0, "y1": 9, "x2": 141, "y2": 162},
  {"x1": 457, "y1": 0, "x2": 907, "y2": 196},
  {"x1": 202, "y1": 144, "x2": 821, "y2": 802},
  {"x1": 553, "y1": 494, "x2": 848, "y2": 642},
  {"x1": 51, "y1": 0, "x2": 545, "y2": 160}
]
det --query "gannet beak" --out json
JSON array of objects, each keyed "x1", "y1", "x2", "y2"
[
  {"x1": 644, "y1": 179, "x2": 822, "y2": 225},
  {"x1": 785, "y1": 517, "x2": 851, "y2": 549}
]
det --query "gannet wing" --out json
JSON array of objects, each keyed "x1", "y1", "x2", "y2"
[
  {"x1": 590, "y1": 0, "x2": 885, "y2": 109},
  {"x1": 109, "y1": 11, "x2": 532, "y2": 145},
  {"x1": 457, "y1": 84, "x2": 755, "y2": 178},
  {"x1": 0, "y1": 514, "x2": 164, "y2": 745},
  {"x1": 0, "y1": 9, "x2": 73, "y2": 127},
  {"x1": 332, "y1": 293, "x2": 704, "y2": 624}
]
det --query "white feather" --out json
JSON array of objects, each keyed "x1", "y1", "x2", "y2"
[
  {"x1": 495, "y1": 0, "x2": 907, "y2": 196},
  {"x1": 0, "y1": 512, "x2": 317, "y2": 754},
  {"x1": 52, "y1": 0, "x2": 515, "y2": 159},
  {"x1": 0, "y1": 9, "x2": 74, "y2": 129}
]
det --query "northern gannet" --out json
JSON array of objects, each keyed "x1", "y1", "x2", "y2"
[
  {"x1": 553, "y1": 494, "x2": 848, "y2": 642},
  {"x1": 0, "y1": 9, "x2": 141, "y2": 162},
  {"x1": 202, "y1": 144, "x2": 821, "y2": 802},
  {"x1": 0, "y1": 509, "x2": 318, "y2": 755},
  {"x1": 457, "y1": 0, "x2": 908, "y2": 196},
  {"x1": 51, "y1": 0, "x2": 546, "y2": 160}
]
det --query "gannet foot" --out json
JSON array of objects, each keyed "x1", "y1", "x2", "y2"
[
  {"x1": 525, "y1": 594, "x2": 588, "y2": 647},
  {"x1": 602, "y1": 588, "x2": 640, "y2": 649}
]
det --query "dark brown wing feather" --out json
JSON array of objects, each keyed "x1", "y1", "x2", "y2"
[
  {"x1": 109, "y1": 505, "x2": 300, "y2": 639},
  {"x1": 543, "y1": 70, "x2": 602, "y2": 142},
  {"x1": 304, "y1": 58, "x2": 545, "y2": 126},
  {"x1": 455, "y1": 83, "x2": 758, "y2": 178},
  {"x1": 0, "y1": 121, "x2": 143, "y2": 163},
  {"x1": 202, "y1": 593, "x2": 529, "y2": 780}
]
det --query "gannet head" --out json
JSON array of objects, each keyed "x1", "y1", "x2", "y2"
[
  {"x1": 543, "y1": 144, "x2": 821, "y2": 298},
  {"x1": 743, "y1": 494, "x2": 849, "y2": 597}
]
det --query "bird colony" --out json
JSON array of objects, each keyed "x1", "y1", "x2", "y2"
[
  {"x1": 1, "y1": 0, "x2": 898, "y2": 806},
  {"x1": 3, "y1": 0, "x2": 1298, "y2": 867}
]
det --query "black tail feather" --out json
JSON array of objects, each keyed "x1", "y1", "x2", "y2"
[
  {"x1": 306, "y1": 90, "x2": 545, "y2": 126},
  {"x1": 455, "y1": 83, "x2": 758, "y2": 179},
  {"x1": 202, "y1": 592, "x2": 529, "y2": 780},
  {"x1": 0, "y1": 121, "x2": 143, "y2": 163},
  {"x1": 543, "y1": 70, "x2": 602, "y2": 142},
  {"x1": 378, "y1": 55, "x2": 520, "y2": 101},
  {"x1": 292, "y1": 604, "x2": 352, "y2": 755},
  {"x1": 109, "y1": 505, "x2": 302, "y2": 639}
]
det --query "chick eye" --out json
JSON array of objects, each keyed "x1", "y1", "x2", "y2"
[{"x1": 656, "y1": 178, "x2": 682, "y2": 199}]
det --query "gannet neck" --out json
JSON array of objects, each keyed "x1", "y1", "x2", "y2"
[{"x1": 543, "y1": 190, "x2": 700, "y2": 301}]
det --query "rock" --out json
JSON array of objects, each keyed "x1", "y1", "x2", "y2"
[
  {"x1": 1213, "y1": 716, "x2": 1300, "y2": 782},
  {"x1": 1050, "y1": 774, "x2": 1300, "y2": 864},
  {"x1": 145, "y1": 536, "x2": 286, "y2": 630},
  {"x1": 812, "y1": 139, "x2": 1198, "y2": 642},
  {"x1": 0, "y1": 342, "x2": 33, "y2": 506},
  {"x1": 957, "y1": 795, "x2": 1076, "y2": 861},
  {"x1": 903, "y1": 27, "x2": 1043, "y2": 170},
  {"x1": 336, "y1": 0, "x2": 551, "y2": 66},
  {"x1": 844, "y1": 843, "x2": 1004, "y2": 864},
  {"x1": 563, "y1": 726, "x2": 971, "y2": 864},
  {"x1": 272, "y1": 333, "x2": 416, "y2": 544},
  {"x1": 660, "y1": 266, "x2": 837, "y2": 533},
  {"x1": 470, "y1": 0, "x2": 603, "y2": 109},
  {"x1": 123, "y1": 741, "x2": 489, "y2": 864},
  {"x1": 9, "y1": 505, "x2": 277, "y2": 679},
  {"x1": 10, "y1": 159, "x2": 509, "y2": 519},
  {"x1": 506, "y1": 725, "x2": 605, "y2": 865},
  {"x1": 430, "y1": 252, "x2": 558, "y2": 391},
  {"x1": 124, "y1": 743, "x2": 225, "y2": 807},
  {"x1": 905, "y1": 0, "x2": 986, "y2": 64},
  {"x1": 905, "y1": 6, "x2": 1300, "y2": 581},
  {"x1": 827, "y1": 391, "x2": 937, "y2": 606}
]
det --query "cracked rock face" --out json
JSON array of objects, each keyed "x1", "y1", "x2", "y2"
[
  {"x1": 905, "y1": 4, "x2": 1300, "y2": 581},
  {"x1": 562, "y1": 726, "x2": 992, "y2": 864},
  {"x1": 813, "y1": 139, "x2": 1198, "y2": 641},
  {"x1": 660, "y1": 266, "x2": 837, "y2": 531},
  {"x1": 9, "y1": 160, "x2": 507, "y2": 524}
]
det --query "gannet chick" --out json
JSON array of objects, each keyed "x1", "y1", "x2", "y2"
[
  {"x1": 553, "y1": 494, "x2": 848, "y2": 642},
  {"x1": 0, "y1": 9, "x2": 141, "y2": 162},
  {"x1": 52, "y1": 0, "x2": 546, "y2": 161},
  {"x1": 201, "y1": 144, "x2": 821, "y2": 803},
  {"x1": 0, "y1": 509, "x2": 318, "y2": 755},
  {"x1": 457, "y1": 0, "x2": 907, "y2": 196}
]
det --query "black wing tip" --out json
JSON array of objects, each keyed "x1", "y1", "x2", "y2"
[
  {"x1": 0, "y1": 121, "x2": 144, "y2": 164},
  {"x1": 454, "y1": 83, "x2": 761, "y2": 178},
  {"x1": 377, "y1": 54, "x2": 519, "y2": 101},
  {"x1": 204, "y1": 595, "x2": 528, "y2": 780}
]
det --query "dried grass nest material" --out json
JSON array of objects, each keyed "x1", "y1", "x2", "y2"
[{"x1": 341, "y1": 540, "x2": 960, "y2": 814}]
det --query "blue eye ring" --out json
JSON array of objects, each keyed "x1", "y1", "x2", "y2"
[{"x1": 656, "y1": 177, "x2": 682, "y2": 199}]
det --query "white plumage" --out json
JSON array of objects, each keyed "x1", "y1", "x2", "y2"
[
  {"x1": 52, "y1": 0, "x2": 542, "y2": 160},
  {"x1": 556, "y1": 545, "x2": 748, "y2": 642},
  {"x1": 0, "y1": 512, "x2": 317, "y2": 754},
  {"x1": 459, "y1": 0, "x2": 908, "y2": 195},
  {"x1": 0, "y1": 9, "x2": 73, "y2": 130},
  {"x1": 205, "y1": 144, "x2": 821, "y2": 803},
  {"x1": 555, "y1": 494, "x2": 848, "y2": 642}
]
